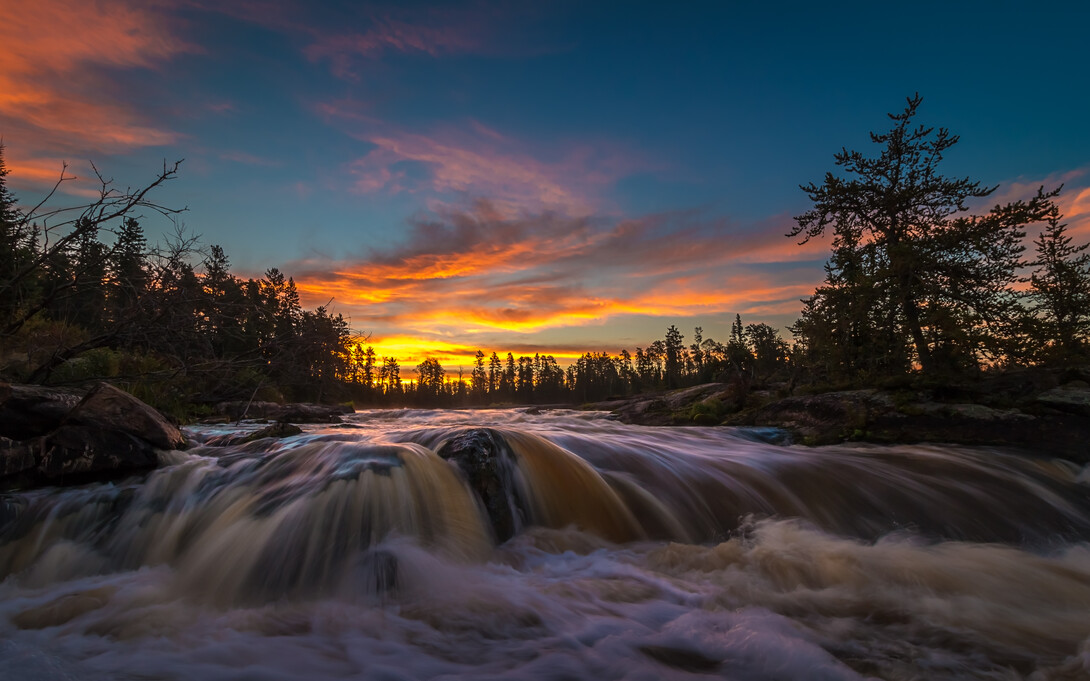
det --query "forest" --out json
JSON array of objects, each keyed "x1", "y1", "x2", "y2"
[{"x1": 1, "y1": 96, "x2": 1088, "y2": 418}]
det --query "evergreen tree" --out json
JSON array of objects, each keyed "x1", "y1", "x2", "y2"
[
  {"x1": 726, "y1": 314, "x2": 752, "y2": 374},
  {"x1": 0, "y1": 144, "x2": 35, "y2": 325},
  {"x1": 792, "y1": 94, "x2": 1057, "y2": 373},
  {"x1": 488, "y1": 351, "x2": 501, "y2": 398},
  {"x1": 503, "y1": 352, "x2": 516, "y2": 400},
  {"x1": 745, "y1": 323, "x2": 788, "y2": 381},
  {"x1": 108, "y1": 217, "x2": 148, "y2": 318},
  {"x1": 471, "y1": 350, "x2": 487, "y2": 399},
  {"x1": 1028, "y1": 205, "x2": 1090, "y2": 362},
  {"x1": 663, "y1": 325, "x2": 684, "y2": 388}
]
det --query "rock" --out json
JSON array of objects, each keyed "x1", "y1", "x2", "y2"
[
  {"x1": 601, "y1": 383, "x2": 731, "y2": 426},
  {"x1": 1035, "y1": 386, "x2": 1090, "y2": 417},
  {"x1": 0, "y1": 382, "x2": 186, "y2": 490},
  {"x1": 205, "y1": 421, "x2": 303, "y2": 447},
  {"x1": 214, "y1": 400, "x2": 352, "y2": 423},
  {"x1": 0, "y1": 436, "x2": 37, "y2": 479},
  {"x1": 358, "y1": 549, "x2": 399, "y2": 594},
  {"x1": 67, "y1": 383, "x2": 185, "y2": 450},
  {"x1": 0, "y1": 384, "x2": 83, "y2": 440},
  {"x1": 739, "y1": 387, "x2": 1090, "y2": 461},
  {"x1": 36, "y1": 424, "x2": 159, "y2": 481},
  {"x1": 437, "y1": 428, "x2": 528, "y2": 542},
  {"x1": 745, "y1": 390, "x2": 894, "y2": 444},
  {"x1": 276, "y1": 403, "x2": 350, "y2": 424}
]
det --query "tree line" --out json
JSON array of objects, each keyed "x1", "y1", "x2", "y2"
[
  {"x1": 0, "y1": 145, "x2": 792, "y2": 413},
  {"x1": 2, "y1": 94, "x2": 1088, "y2": 417},
  {"x1": 346, "y1": 317, "x2": 790, "y2": 407},
  {"x1": 0, "y1": 149, "x2": 351, "y2": 415}
]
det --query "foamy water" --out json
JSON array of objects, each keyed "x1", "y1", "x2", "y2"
[{"x1": 2, "y1": 408, "x2": 1089, "y2": 680}]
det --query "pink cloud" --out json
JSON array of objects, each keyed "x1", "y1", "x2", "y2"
[
  {"x1": 0, "y1": 0, "x2": 194, "y2": 191},
  {"x1": 304, "y1": 16, "x2": 484, "y2": 79},
  {"x1": 317, "y1": 110, "x2": 650, "y2": 216},
  {"x1": 287, "y1": 203, "x2": 825, "y2": 341}
]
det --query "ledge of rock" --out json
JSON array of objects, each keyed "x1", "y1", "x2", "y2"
[
  {"x1": 738, "y1": 387, "x2": 1090, "y2": 461},
  {"x1": 0, "y1": 381, "x2": 186, "y2": 490},
  {"x1": 213, "y1": 400, "x2": 353, "y2": 423},
  {"x1": 203, "y1": 422, "x2": 303, "y2": 447}
]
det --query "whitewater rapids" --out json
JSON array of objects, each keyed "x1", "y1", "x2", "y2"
[{"x1": 2, "y1": 408, "x2": 1089, "y2": 680}]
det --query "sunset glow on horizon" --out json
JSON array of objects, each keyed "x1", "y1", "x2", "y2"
[{"x1": 3, "y1": 0, "x2": 1089, "y2": 373}]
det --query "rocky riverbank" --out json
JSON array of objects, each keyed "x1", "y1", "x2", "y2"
[
  {"x1": 0, "y1": 382, "x2": 355, "y2": 490},
  {"x1": 593, "y1": 368, "x2": 1090, "y2": 462},
  {"x1": 0, "y1": 382, "x2": 186, "y2": 489}
]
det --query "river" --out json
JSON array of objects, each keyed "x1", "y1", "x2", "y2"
[{"x1": 2, "y1": 408, "x2": 1089, "y2": 680}]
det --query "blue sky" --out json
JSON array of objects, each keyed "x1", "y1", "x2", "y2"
[{"x1": 3, "y1": 0, "x2": 1088, "y2": 367}]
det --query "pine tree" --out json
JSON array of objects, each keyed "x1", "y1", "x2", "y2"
[
  {"x1": 792, "y1": 94, "x2": 1057, "y2": 374},
  {"x1": 1028, "y1": 205, "x2": 1090, "y2": 362}
]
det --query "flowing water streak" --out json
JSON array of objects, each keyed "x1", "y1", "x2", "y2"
[{"x1": 1, "y1": 408, "x2": 1089, "y2": 680}]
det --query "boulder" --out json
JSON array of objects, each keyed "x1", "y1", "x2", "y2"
[
  {"x1": 205, "y1": 421, "x2": 303, "y2": 447},
  {"x1": 36, "y1": 425, "x2": 160, "y2": 480},
  {"x1": 67, "y1": 383, "x2": 186, "y2": 450},
  {"x1": 1035, "y1": 386, "x2": 1090, "y2": 418},
  {"x1": 746, "y1": 390, "x2": 894, "y2": 444},
  {"x1": 437, "y1": 428, "x2": 528, "y2": 542},
  {"x1": 0, "y1": 384, "x2": 83, "y2": 440},
  {"x1": 0, "y1": 382, "x2": 186, "y2": 490}
]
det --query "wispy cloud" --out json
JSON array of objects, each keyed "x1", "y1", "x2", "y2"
[
  {"x1": 317, "y1": 105, "x2": 649, "y2": 215},
  {"x1": 219, "y1": 151, "x2": 285, "y2": 167},
  {"x1": 0, "y1": 0, "x2": 193, "y2": 189},
  {"x1": 304, "y1": 15, "x2": 486, "y2": 80},
  {"x1": 288, "y1": 202, "x2": 825, "y2": 352}
]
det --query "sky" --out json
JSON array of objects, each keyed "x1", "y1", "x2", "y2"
[{"x1": 2, "y1": 0, "x2": 1089, "y2": 372}]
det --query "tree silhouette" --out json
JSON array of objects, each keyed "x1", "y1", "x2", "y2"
[
  {"x1": 792, "y1": 94, "x2": 1058, "y2": 374},
  {"x1": 1028, "y1": 205, "x2": 1090, "y2": 362}
]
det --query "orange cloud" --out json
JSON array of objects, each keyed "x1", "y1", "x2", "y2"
[
  {"x1": 0, "y1": 0, "x2": 192, "y2": 189},
  {"x1": 288, "y1": 203, "x2": 827, "y2": 352}
]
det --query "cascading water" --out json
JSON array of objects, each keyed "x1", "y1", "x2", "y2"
[{"x1": 2, "y1": 408, "x2": 1089, "y2": 680}]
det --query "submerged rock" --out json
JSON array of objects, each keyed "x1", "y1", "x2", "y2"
[
  {"x1": 437, "y1": 428, "x2": 528, "y2": 542},
  {"x1": 204, "y1": 421, "x2": 303, "y2": 447},
  {"x1": 358, "y1": 549, "x2": 399, "y2": 594}
]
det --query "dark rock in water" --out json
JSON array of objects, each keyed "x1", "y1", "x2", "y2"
[
  {"x1": 0, "y1": 382, "x2": 185, "y2": 490},
  {"x1": 205, "y1": 421, "x2": 303, "y2": 447},
  {"x1": 437, "y1": 428, "x2": 527, "y2": 542},
  {"x1": 359, "y1": 549, "x2": 399, "y2": 594}
]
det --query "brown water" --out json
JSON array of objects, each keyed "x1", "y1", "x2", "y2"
[{"x1": 1, "y1": 408, "x2": 1089, "y2": 680}]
